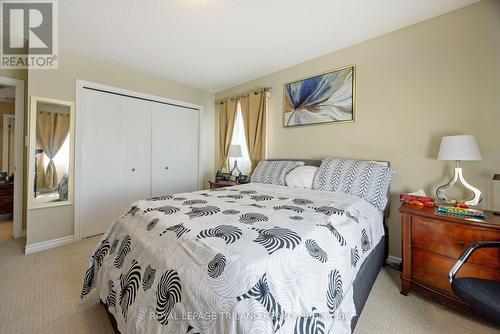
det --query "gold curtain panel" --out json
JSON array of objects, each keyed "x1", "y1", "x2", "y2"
[{"x1": 217, "y1": 100, "x2": 237, "y2": 170}]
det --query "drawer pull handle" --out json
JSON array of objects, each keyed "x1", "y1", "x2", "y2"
[{"x1": 457, "y1": 241, "x2": 465, "y2": 247}]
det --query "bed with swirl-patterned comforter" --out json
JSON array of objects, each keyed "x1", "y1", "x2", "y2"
[{"x1": 81, "y1": 183, "x2": 385, "y2": 334}]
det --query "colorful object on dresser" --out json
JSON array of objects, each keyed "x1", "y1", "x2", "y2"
[
  {"x1": 454, "y1": 200, "x2": 470, "y2": 209},
  {"x1": 437, "y1": 205, "x2": 485, "y2": 218},
  {"x1": 400, "y1": 189, "x2": 434, "y2": 208}
]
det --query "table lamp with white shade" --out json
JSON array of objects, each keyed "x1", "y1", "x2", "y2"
[
  {"x1": 436, "y1": 135, "x2": 482, "y2": 206},
  {"x1": 228, "y1": 144, "x2": 242, "y2": 176}
]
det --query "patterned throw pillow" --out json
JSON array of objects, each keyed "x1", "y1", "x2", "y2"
[
  {"x1": 251, "y1": 160, "x2": 305, "y2": 186},
  {"x1": 313, "y1": 158, "x2": 395, "y2": 211}
]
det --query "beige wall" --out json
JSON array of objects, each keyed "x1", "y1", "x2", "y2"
[
  {"x1": 0, "y1": 69, "x2": 27, "y2": 82},
  {"x1": 27, "y1": 50, "x2": 216, "y2": 245},
  {"x1": 216, "y1": 0, "x2": 500, "y2": 258}
]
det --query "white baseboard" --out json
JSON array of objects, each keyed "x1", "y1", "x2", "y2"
[
  {"x1": 25, "y1": 235, "x2": 75, "y2": 255},
  {"x1": 386, "y1": 255, "x2": 402, "y2": 265}
]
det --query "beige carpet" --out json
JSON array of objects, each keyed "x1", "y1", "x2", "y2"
[{"x1": 0, "y1": 237, "x2": 498, "y2": 334}]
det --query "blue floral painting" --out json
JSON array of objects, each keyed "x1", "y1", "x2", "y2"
[{"x1": 284, "y1": 66, "x2": 354, "y2": 127}]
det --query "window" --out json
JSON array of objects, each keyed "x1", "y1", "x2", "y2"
[
  {"x1": 43, "y1": 133, "x2": 70, "y2": 178},
  {"x1": 229, "y1": 102, "x2": 251, "y2": 175}
]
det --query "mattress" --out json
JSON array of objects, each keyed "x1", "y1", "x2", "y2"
[{"x1": 82, "y1": 183, "x2": 385, "y2": 333}]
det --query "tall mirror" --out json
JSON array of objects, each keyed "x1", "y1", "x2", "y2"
[{"x1": 28, "y1": 97, "x2": 74, "y2": 209}]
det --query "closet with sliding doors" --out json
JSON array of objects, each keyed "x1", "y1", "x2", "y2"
[{"x1": 78, "y1": 86, "x2": 200, "y2": 238}]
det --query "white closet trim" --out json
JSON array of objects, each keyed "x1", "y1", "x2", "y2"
[
  {"x1": 74, "y1": 80, "x2": 204, "y2": 241},
  {"x1": 0, "y1": 76, "x2": 24, "y2": 240}
]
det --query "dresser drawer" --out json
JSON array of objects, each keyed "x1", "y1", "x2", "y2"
[
  {"x1": 412, "y1": 248, "x2": 500, "y2": 295},
  {"x1": 411, "y1": 216, "x2": 500, "y2": 269},
  {"x1": 0, "y1": 197, "x2": 13, "y2": 203}
]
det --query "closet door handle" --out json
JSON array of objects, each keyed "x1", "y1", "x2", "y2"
[
  {"x1": 131, "y1": 168, "x2": 136, "y2": 172},
  {"x1": 165, "y1": 166, "x2": 169, "y2": 170}
]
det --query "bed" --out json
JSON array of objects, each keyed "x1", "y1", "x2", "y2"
[{"x1": 81, "y1": 159, "x2": 391, "y2": 334}]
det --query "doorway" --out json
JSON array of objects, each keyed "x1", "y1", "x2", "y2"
[{"x1": 0, "y1": 77, "x2": 24, "y2": 242}]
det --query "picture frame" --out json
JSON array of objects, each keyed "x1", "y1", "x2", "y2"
[
  {"x1": 283, "y1": 64, "x2": 355, "y2": 127},
  {"x1": 216, "y1": 170, "x2": 231, "y2": 181}
]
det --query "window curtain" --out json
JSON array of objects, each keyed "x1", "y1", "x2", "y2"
[
  {"x1": 217, "y1": 99, "x2": 238, "y2": 170},
  {"x1": 36, "y1": 112, "x2": 70, "y2": 189},
  {"x1": 35, "y1": 144, "x2": 46, "y2": 189},
  {"x1": 239, "y1": 90, "x2": 267, "y2": 172}
]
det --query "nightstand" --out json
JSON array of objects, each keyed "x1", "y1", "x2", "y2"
[
  {"x1": 400, "y1": 204, "x2": 500, "y2": 314},
  {"x1": 209, "y1": 180, "x2": 238, "y2": 189}
]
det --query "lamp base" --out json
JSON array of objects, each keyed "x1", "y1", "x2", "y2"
[
  {"x1": 230, "y1": 160, "x2": 241, "y2": 176},
  {"x1": 436, "y1": 163, "x2": 482, "y2": 206}
]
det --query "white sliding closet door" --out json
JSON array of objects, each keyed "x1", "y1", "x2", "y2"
[
  {"x1": 119, "y1": 98, "x2": 152, "y2": 206},
  {"x1": 151, "y1": 103, "x2": 199, "y2": 196},
  {"x1": 79, "y1": 89, "x2": 151, "y2": 238},
  {"x1": 80, "y1": 90, "x2": 122, "y2": 238}
]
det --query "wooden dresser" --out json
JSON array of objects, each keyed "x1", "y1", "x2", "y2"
[
  {"x1": 400, "y1": 204, "x2": 500, "y2": 313},
  {"x1": 0, "y1": 181, "x2": 13, "y2": 215},
  {"x1": 209, "y1": 180, "x2": 238, "y2": 189}
]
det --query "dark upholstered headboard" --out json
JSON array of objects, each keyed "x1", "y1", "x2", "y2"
[
  {"x1": 268, "y1": 159, "x2": 323, "y2": 167},
  {"x1": 266, "y1": 158, "x2": 391, "y2": 218}
]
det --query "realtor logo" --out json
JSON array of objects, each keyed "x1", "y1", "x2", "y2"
[{"x1": 1, "y1": 0, "x2": 58, "y2": 69}]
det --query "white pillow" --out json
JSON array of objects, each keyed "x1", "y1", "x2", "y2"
[{"x1": 285, "y1": 166, "x2": 318, "y2": 189}]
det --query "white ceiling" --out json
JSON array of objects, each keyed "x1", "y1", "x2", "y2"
[{"x1": 60, "y1": 0, "x2": 478, "y2": 92}]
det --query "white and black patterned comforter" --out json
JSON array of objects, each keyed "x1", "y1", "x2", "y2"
[{"x1": 81, "y1": 183, "x2": 384, "y2": 334}]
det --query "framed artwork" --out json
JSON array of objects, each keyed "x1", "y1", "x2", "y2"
[{"x1": 283, "y1": 65, "x2": 355, "y2": 127}]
